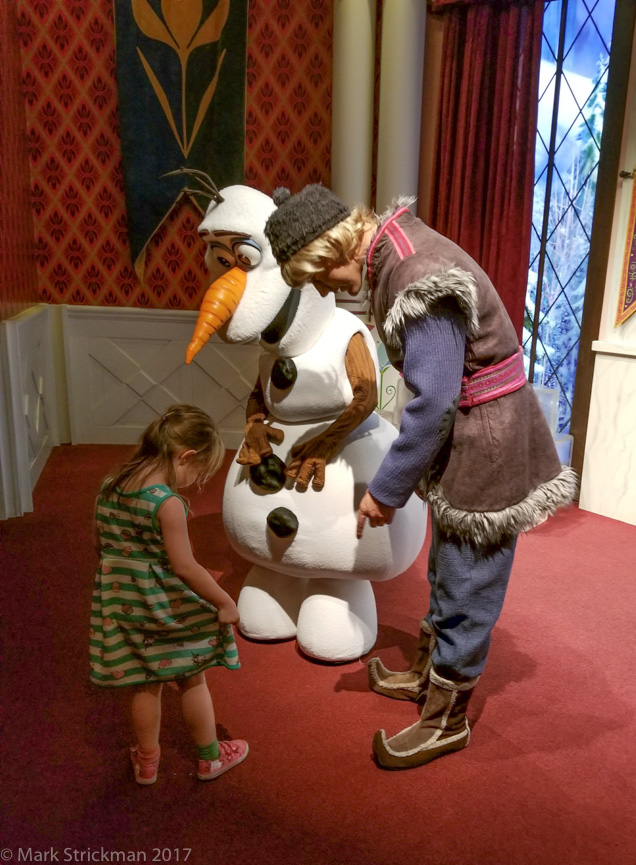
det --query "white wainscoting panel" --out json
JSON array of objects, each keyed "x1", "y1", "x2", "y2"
[
  {"x1": 63, "y1": 307, "x2": 261, "y2": 448},
  {"x1": 579, "y1": 348, "x2": 636, "y2": 526},
  {"x1": 1, "y1": 304, "x2": 60, "y2": 516}
]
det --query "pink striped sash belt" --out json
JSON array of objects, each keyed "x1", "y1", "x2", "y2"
[{"x1": 459, "y1": 348, "x2": 526, "y2": 408}]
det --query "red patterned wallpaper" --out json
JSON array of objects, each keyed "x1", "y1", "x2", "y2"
[
  {"x1": 245, "y1": 0, "x2": 332, "y2": 193},
  {"x1": 15, "y1": 0, "x2": 333, "y2": 310},
  {"x1": 0, "y1": 0, "x2": 39, "y2": 323}
]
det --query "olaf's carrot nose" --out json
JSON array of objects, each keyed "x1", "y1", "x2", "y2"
[{"x1": 186, "y1": 268, "x2": 247, "y2": 364}]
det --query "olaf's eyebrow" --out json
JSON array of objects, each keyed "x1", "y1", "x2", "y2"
[{"x1": 198, "y1": 230, "x2": 250, "y2": 240}]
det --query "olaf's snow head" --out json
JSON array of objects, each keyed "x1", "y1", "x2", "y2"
[
  {"x1": 187, "y1": 185, "x2": 335, "y2": 363},
  {"x1": 186, "y1": 186, "x2": 286, "y2": 361}
]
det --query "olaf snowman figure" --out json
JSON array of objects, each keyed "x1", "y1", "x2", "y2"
[{"x1": 185, "y1": 181, "x2": 427, "y2": 663}]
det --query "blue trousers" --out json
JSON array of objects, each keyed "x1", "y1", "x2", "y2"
[{"x1": 426, "y1": 516, "x2": 517, "y2": 679}]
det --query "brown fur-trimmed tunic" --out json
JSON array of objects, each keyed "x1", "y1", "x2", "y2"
[{"x1": 368, "y1": 205, "x2": 577, "y2": 545}]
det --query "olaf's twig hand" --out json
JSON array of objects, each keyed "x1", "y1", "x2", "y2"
[
  {"x1": 237, "y1": 416, "x2": 284, "y2": 466},
  {"x1": 285, "y1": 436, "x2": 337, "y2": 490},
  {"x1": 285, "y1": 454, "x2": 326, "y2": 490}
]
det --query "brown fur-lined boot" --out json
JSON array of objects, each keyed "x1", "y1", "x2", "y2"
[
  {"x1": 367, "y1": 618, "x2": 435, "y2": 702},
  {"x1": 372, "y1": 668, "x2": 479, "y2": 769}
]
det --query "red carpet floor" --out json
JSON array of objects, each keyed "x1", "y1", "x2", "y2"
[{"x1": 1, "y1": 445, "x2": 636, "y2": 865}]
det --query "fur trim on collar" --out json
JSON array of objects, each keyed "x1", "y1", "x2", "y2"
[
  {"x1": 427, "y1": 465, "x2": 579, "y2": 547},
  {"x1": 383, "y1": 267, "x2": 480, "y2": 349},
  {"x1": 377, "y1": 196, "x2": 417, "y2": 224}
]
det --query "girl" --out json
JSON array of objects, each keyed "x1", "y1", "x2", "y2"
[{"x1": 89, "y1": 404, "x2": 248, "y2": 785}]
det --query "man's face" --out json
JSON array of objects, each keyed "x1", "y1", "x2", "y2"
[{"x1": 311, "y1": 258, "x2": 364, "y2": 298}]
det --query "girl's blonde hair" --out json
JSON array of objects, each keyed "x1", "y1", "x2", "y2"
[
  {"x1": 102, "y1": 404, "x2": 225, "y2": 497},
  {"x1": 279, "y1": 205, "x2": 379, "y2": 288}
]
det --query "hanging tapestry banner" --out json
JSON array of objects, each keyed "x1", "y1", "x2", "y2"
[
  {"x1": 616, "y1": 177, "x2": 636, "y2": 326},
  {"x1": 114, "y1": 0, "x2": 247, "y2": 282}
]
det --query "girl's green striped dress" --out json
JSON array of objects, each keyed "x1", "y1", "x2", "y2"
[{"x1": 89, "y1": 484, "x2": 240, "y2": 687}]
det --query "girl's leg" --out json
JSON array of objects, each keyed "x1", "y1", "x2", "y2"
[
  {"x1": 130, "y1": 682, "x2": 163, "y2": 749},
  {"x1": 179, "y1": 672, "x2": 249, "y2": 781},
  {"x1": 130, "y1": 682, "x2": 163, "y2": 784},
  {"x1": 178, "y1": 672, "x2": 216, "y2": 747}
]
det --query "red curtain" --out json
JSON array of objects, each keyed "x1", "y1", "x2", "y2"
[{"x1": 427, "y1": 0, "x2": 544, "y2": 337}]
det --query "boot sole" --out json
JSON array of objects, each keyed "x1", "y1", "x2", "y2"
[{"x1": 372, "y1": 728, "x2": 469, "y2": 770}]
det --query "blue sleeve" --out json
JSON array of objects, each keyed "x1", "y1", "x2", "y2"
[{"x1": 368, "y1": 308, "x2": 466, "y2": 508}]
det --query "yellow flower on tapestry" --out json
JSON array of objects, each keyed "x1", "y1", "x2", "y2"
[{"x1": 131, "y1": 0, "x2": 229, "y2": 157}]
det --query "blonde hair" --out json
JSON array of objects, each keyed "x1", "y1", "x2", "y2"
[
  {"x1": 279, "y1": 204, "x2": 379, "y2": 288},
  {"x1": 102, "y1": 404, "x2": 225, "y2": 497}
]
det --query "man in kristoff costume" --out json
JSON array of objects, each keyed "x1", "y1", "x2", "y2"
[{"x1": 264, "y1": 184, "x2": 578, "y2": 770}]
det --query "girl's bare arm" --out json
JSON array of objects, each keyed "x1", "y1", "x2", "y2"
[{"x1": 158, "y1": 497, "x2": 239, "y2": 624}]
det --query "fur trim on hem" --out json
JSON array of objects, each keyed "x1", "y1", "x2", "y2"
[
  {"x1": 427, "y1": 465, "x2": 579, "y2": 547},
  {"x1": 383, "y1": 267, "x2": 480, "y2": 350}
]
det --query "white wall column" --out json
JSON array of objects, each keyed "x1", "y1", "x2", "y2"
[
  {"x1": 331, "y1": 0, "x2": 377, "y2": 207},
  {"x1": 376, "y1": 0, "x2": 427, "y2": 213},
  {"x1": 579, "y1": 27, "x2": 636, "y2": 526}
]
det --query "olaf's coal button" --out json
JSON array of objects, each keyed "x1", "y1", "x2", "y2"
[
  {"x1": 270, "y1": 357, "x2": 297, "y2": 390},
  {"x1": 249, "y1": 454, "x2": 286, "y2": 492},
  {"x1": 267, "y1": 507, "x2": 299, "y2": 538}
]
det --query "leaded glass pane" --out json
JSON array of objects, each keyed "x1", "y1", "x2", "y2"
[{"x1": 525, "y1": 0, "x2": 616, "y2": 433}]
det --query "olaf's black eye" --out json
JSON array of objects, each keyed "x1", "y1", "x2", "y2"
[
  {"x1": 206, "y1": 244, "x2": 235, "y2": 271},
  {"x1": 233, "y1": 240, "x2": 262, "y2": 270}
]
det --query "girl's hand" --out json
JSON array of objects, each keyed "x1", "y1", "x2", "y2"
[{"x1": 218, "y1": 599, "x2": 240, "y2": 626}]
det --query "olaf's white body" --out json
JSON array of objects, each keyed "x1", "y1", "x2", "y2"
[{"x1": 197, "y1": 186, "x2": 427, "y2": 662}]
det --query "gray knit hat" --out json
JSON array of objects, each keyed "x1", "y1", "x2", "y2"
[{"x1": 264, "y1": 184, "x2": 351, "y2": 264}]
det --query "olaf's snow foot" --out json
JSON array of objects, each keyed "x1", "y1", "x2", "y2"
[
  {"x1": 296, "y1": 578, "x2": 377, "y2": 663},
  {"x1": 237, "y1": 566, "x2": 307, "y2": 640}
]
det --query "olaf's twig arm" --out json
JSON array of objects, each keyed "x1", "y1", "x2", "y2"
[{"x1": 236, "y1": 377, "x2": 284, "y2": 466}]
